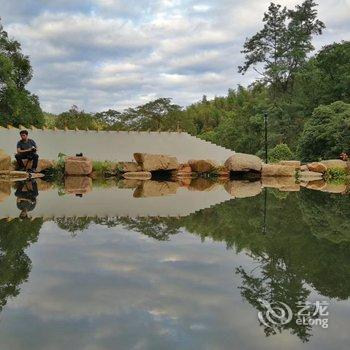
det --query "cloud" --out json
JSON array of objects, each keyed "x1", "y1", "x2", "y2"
[{"x1": 0, "y1": 0, "x2": 348, "y2": 113}]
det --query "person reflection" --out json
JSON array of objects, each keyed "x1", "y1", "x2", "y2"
[{"x1": 15, "y1": 180, "x2": 39, "y2": 219}]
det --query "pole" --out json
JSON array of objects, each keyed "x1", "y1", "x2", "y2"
[{"x1": 264, "y1": 112, "x2": 268, "y2": 164}]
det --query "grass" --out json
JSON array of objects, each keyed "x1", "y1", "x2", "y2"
[{"x1": 324, "y1": 167, "x2": 349, "y2": 184}]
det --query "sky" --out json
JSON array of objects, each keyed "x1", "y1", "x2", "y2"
[{"x1": 0, "y1": 0, "x2": 349, "y2": 113}]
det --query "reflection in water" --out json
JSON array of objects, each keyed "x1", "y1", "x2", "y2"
[
  {"x1": 15, "y1": 180, "x2": 39, "y2": 219},
  {"x1": 0, "y1": 179, "x2": 349, "y2": 347},
  {"x1": 0, "y1": 218, "x2": 42, "y2": 312}
]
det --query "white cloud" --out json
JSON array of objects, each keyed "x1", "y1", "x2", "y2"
[{"x1": 0, "y1": 0, "x2": 348, "y2": 113}]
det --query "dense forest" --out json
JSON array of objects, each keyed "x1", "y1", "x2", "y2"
[{"x1": 1, "y1": 0, "x2": 349, "y2": 161}]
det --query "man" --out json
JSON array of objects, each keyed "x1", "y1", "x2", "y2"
[
  {"x1": 15, "y1": 130, "x2": 39, "y2": 173},
  {"x1": 15, "y1": 179, "x2": 38, "y2": 219}
]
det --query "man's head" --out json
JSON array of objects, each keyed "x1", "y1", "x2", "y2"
[{"x1": 20, "y1": 130, "x2": 29, "y2": 141}]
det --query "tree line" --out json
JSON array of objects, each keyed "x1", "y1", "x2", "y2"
[{"x1": 1, "y1": 1, "x2": 349, "y2": 161}]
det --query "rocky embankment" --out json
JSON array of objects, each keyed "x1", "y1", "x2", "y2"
[{"x1": 1, "y1": 149, "x2": 349, "y2": 195}]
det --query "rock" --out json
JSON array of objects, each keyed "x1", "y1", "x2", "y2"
[
  {"x1": 0, "y1": 181, "x2": 11, "y2": 203},
  {"x1": 0, "y1": 149, "x2": 11, "y2": 171},
  {"x1": 188, "y1": 178, "x2": 219, "y2": 191},
  {"x1": 36, "y1": 179, "x2": 53, "y2": 191},
  {"x1": 122, "y1": 171, "x2": 152, "y2": 180},
  {"x1": 171, "y1": 164, "x2": 194, "y2": 178},
  {"x1": 225, "y1": 153, "x2": 262, "y2": 172},
  {"x1": 262, "y1": 164, "x2": 296, "y2": 177},
  {"x1": 307, "y1": 162, "x2": 327, "y2": 173},
  {"x1": 134, "y1": 153, "x2": 179, "y2": 172},
  {"x1": 300, "y1": 165, "x2": 308, "y2": 171},
  {"x1": 65, "y1": 176, "x2": 92, "y2": 195},
  {"x1": 178, "y1": 163, "x2": 192, "y2": 173},
  {"x1": 305, "y1": 180, "x2": 327, "y2": 191},
  {"x1": 65, "y1": 156, "x2": 92, "y2": 175},
  {"x1": 224, "y1": 180, "x2": 262, "y2": 198},
  {"x1": 118, "y1": 161, "x2": 142, "y2": 172},
  {"x1": 23, "y1": 159, "x2": 55, "y2": 172},
  {"x1": 278, "y1": 160, "x2": 301, "y2": 170},
  {"x1": 117, "y1": 179, "x2": 143, "y2": 189},
  {"x1": 322, "y1": 159, "x2": 348, "y2": 171},
  {"x1": 176, "y1": 178, "x2": 192, "y2": 187},
  {"x1": 321, "y1": 183, "x2": 347, "y2": 194},
  {"x1": 262, "y1": 176, "x2": 299, "y2": 191},
  {"x1": 188, "y1": 159, "x2": 219, "y2": 173},
  {"x1": 299, "y1": 170, "x2": 323, "y2": 180},
  {"x1": 133, "y1": 180, "x2": 179, "y2": 198}
]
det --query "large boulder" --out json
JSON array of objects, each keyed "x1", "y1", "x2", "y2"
[
  {"x1": 225, "y1": 153, "x2": 262, "y2": 172},
  {"x1": 278, "y1": 160, "x2": 301, "y2": 170},
  {"x1": 299, "y1": 170, "x2": 323, "y2": 180},
  {"x1": 262, "y1": 176, "x2": 299, "y2": 191},
  {"x1": 262, "y1": 164, "x2": 296, "y2": 177},
  {"x1": 321, "y1": 159, "x2": 348, "y2": 171},
  {"x1": 0, "y1": 181, "x2": 11, "y2": 203},
  {"x1": 188, "y1": 178, "x2": 219, "y2": 192},
  {"x1": 134, "y1": 153, "x2": 179, "y2": 172},
  {"x1": 22, "y1": 159, "x2": 55, "y2": 172},
  {"x1": 224, "y1": 180, "x2": 262, "y2": 198},
  {"x1": 118, "y1": 161, "x2": 141, "y2": 172},
  {"x1": 188, "y1": 159, "x2": 219, "y2": 173},
  {"x1": 0, "y1": 149, "x2": 11, "y2": 171},
  {"x1": 133, "y1": 181, "x2": 179, "y2": 198},
  {"x1": 65, "y1": 176, "x2": 92, "y2": 195},
  {"x1": 307, "y1": 162, "x2": 327, "y2": 173},
  {"x1": 65, "y1": 156, "x2": 92, "y2": 175},
  {"x1": 122, "y1": 171, "x2": 152, "y2": 180}
]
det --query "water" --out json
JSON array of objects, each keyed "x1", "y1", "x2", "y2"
[{"x1": 0, "y1": 178, "x2": 349, "y2": 349}]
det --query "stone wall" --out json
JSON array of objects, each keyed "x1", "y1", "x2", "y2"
[{"x1": 0, "y1": 128, "x2": 234, "y2": 163}]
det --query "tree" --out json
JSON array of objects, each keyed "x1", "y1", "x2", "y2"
[
  {"x1": 298, "y1": 101, "x2": 350, "y2": 161},
  {"x1": 238, "y1": 1, "x2": 325, "y2": 95},
  {"x1": 0, "y1": 19, "x2": 44, "y2": 127}
]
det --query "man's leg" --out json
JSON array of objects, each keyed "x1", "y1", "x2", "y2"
[
  {"x1": 15, "y1": 153, "x2": 26, "y2": 170},
  {"x1": 30, "y1": 153, "x2": 39, "y2": 171}
]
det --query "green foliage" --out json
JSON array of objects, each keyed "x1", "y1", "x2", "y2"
[
  {"x1": 298, "y1": 101, "x2": 350, "y2": 161},
  {"x1": 0, "y1": 19, "x2": 44, "y2": 127},
  {"x1": 268, "y1": 143, "x2": 294, "y2": 163},
  {"x1": 325, "y1": 168, "x2": 349, "y2": 184},
  {"x1": 92, "y1": 160, "x2": 116, "y2": 175},
  {"x1": 238, "y1": 0, "x2": 325, "y2": 95}
]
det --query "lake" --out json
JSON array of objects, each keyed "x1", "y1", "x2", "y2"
[{"x1": 0, "y1": 178, "x2": 349, "y2": 349}]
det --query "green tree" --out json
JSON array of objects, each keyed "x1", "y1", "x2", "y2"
[
  {"x1": 0, "y1": 19, "x2": 44, "y2": 127},
  {"x1": 298, "y1": 101, "x2": 350, "y2": 161},
  {"x1": 238, "y1": 1, "x2": 325, "y2": 95}
]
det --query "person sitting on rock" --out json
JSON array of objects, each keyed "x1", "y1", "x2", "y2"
[
  {"x1": 15, "y1": 179, "x2": 38, "y2": 219},
  {"x1": 15, "y1": 130, "x2": 39, "y2": 173}
]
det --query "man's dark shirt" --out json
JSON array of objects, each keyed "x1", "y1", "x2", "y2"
[
  {"x1": 15, "y1": 180, "x2": 38, "y2": 212},
  {"x1": 17, "y1": 139, "x2": 37, "y2": 152}
]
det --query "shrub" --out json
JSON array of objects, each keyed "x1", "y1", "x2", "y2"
[{"x1": 268, "y1": 144, "x2": 294, "y2": 163}]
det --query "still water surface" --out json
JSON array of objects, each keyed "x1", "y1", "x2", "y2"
[{"x1": 0, "y1": 180, "x2": 349, "y2": 349}]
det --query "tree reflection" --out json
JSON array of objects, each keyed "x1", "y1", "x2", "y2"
[{"x1": 0, "y1": 218, "x2": 43, "y2": 312}]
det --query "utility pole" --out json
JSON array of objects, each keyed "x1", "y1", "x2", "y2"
[{"x1": 264, "y1": 112, "x2": 268, "y2": 164}]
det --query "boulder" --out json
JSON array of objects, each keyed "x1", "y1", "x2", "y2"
[
  {"x1": 307, "y1": 162, "x2": 327, "y2": 173},
  {"x1": 299, "y1": 170, "x2": 323, "y2": 180},
  {"x1": 225, "y1": 153, "x2": 262, "y2": 172},
  {"x1": 118, "y1": 161, "x2": 142, "y2": 172},
  {"x1": 133, "y1": 181, "x2": 179, "y2": 198},
  {"x1": 65, "y1": 156, "x2": 92, "y2": 175},
  {"x1": 300, "y1": 165, "x2": 308, "y2": 171},
  {"x1": 0, "y1": 149, "x2": 11, "y2": 171},
  {"x1": 262, "y1": 176, "x2": 299, "y2": 191},
  {"x1": 321, "y1": 183, "x2": 347, "y2": 194},
  {"x1": 178, "y1": 163, "x2": 192, "y2": 173},
  {"x1": 188, "y1": 178, "x2": 219, "y2": 192},
  {"x1": 134, "y1": 153, "x2": 179, "y2": 172},
  {"x1": 322, "y1": 159, "x2": 348, "y2": 171},
  {"x1": 122, "y1": 171, "x2": 152, "y2": 180},
  {"x1": 278, "y1": 160, "x2": 301, "y2": 170},
  {"x1": 117, "y1": 179, "x2": 143, "y2": 189},
  {"x1": 305, "y1": 180, "x2": 327, "y2": 191},
  {"x1": 176, "y1": 178, "x2": 192, "y2": 187},
  {"x1": 0, "y1": 181, "x2": 11, "y2": 203},
  {"x1": 65, "y1": 176, "x2": 92, "y2": 195},
  {"x1": 262, "y1": 164, "x2": 296, "y2": 177},
  {"x1": 23, "y1": 159, "x2": 55, "y2": 172},
  {"x1": 171, "y1": 164, "x2": 194, "y2": 178},
  {"x1": 188, "y1": 159, "x2": 219, "y2": 173},
  {"x1": 224, "y1": 180, "x2": 262, "y2": 198}
]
